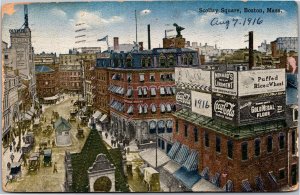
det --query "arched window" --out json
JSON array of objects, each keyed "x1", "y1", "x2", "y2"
[
  {"x1": 279, "y1": 132, "x2": 285, "y2": 150},
  {"x1": 168, "y1": 54, "x2": 175, "y2": 66},
  {"x1": 159, "y1": 53, "x2": 166, "y2": 67},
  {"x1": 149, "y1": 121, "x2": 156, "y2": 134},
  {"x1": 227, "y1": 140, "x2": 233, "y2": 159},
  {"x1": 166, "y1": 120, "x2": 173, "y2": 133},
  {"x1": 267, "y1": 136, "x2": 273, "y2": 153},
  {"x1": 158, "y1": 120, "x2": 165, "y2": 133},
  {"x1": 254, "y1": 139, "x2": 261, "y2": 156},
  {"x1": 241, "y1": 142, "x2": 248, "y2": 160},
  {"x1": 126, "y1": 54, "x2": 132, "y2": 67}
]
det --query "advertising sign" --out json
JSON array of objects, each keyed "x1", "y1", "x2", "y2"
[
  {"x1": 175, "y1": 67, "x2": 211, "y2": 91},
  {"x1": 239, "y1": 95, "x2": 285, "y2": 125},
  {"x1": 212, "y1": 71, "x2": 238, "y2": 96},
  {"x1": 238, "y1": 69, "x2": 285, "y2": 96},
  {"x1": 212, "y1": 94, "x2": 238, "y2": 124},
  {"x1": 191, "y1": 91, "x2": 212, "y2": 117},
  {"x1": 175, "y1": 88, "x2": 191, "y2": 108}
]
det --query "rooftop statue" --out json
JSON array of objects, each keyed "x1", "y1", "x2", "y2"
[{"x1": 173, "y1": 23, "x2": 185, "y2": 38}]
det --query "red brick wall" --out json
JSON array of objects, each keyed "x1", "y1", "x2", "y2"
[
  {"x1": 172, "y1": 116, "x2": 292, "y2": 191},
  {"x1": 93, "y1": 68, "x2": 110, "y2": 115},
  {"x1": 36, "y1": 71, "x2": 58, "y2": 98},
  {"x1": 108, "y1": 68, "x2": 175, "y2": 120}
]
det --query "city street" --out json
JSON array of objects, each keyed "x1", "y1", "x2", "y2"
[{"x1": 3, "y1": 95, "x2": 91, "y2": 192}]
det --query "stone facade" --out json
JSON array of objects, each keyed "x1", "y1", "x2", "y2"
[{"x1": 87, "y1": 153, "x2": 115, "y2": 192}]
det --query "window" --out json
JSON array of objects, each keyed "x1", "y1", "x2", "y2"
[
  {"x1": 139, "y1": 74, "x2": 145, "y2": 82},
  {"x1": 267, "y1": 136, "x2": 273, "y2": 153},
  {"x1": 150, "y1": 74, "x2": 155, "y2": 82},
  {"x1": 184, "y1": 124, "x2": 188, "y2": 137},
  {"x1": 159, "y1": 54, "x2": 166, "y2": 67},
  {"x1": 138, "y1": 87, "x2": 143, "y2": 97},
  {"x1": 216, "y1": 136, "x2": 221, "y2": 153},
  {"x1": 241, "y1": 142, "x2": 248, "y2": 161},
  {"x1": 4, "y1": 55, "x2": 8, "y2": 59},
  {"x1": 227, "y1": 140, "x2": 233, "y2": 159},
  {"x1": 160, "y1": 104, "x2": 166, "y2": 113},
  {"x1": 279, "y1": 169, "x2": 285, "y2": 180},
  {"x1": 126, "y1": 55, "x2": 132, "y2": 67},
  {"x1": 150, "y1": 87, "x2": 156, "y2": 97},
  {"x1": 160, "y1": 87, "x2": 165, "y2": 96},
  {"x1": 292, "y1": 130, "x2": 296, "y2": 155},
  {"x1": 127, "y1": 73, "x2": 132, "y2": 83},
  {"x1": 168, "y1": 55, "x2": 175, "y2": 66},
  {"x1": 204, "y1": 132, "x2": 209, "y2": 147},
  {"x1": 194, "y1": 128, "x2": 198, "y2": 142},
  {"x1": 254, "y1": 139, "x2": 261, "y2": 156},
  {"x1": 279, "y1": 133, "x2": 285, "y2": 150},
  {"x1": 293, "y1": 107, "x2": 298, "y2": 121},
  {"x1": 176, "y1": 120, "x2": 179, "y2": 133}
]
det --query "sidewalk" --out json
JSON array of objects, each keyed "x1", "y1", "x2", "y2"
[{"x1": 2, "y1": 133, "x2": 27, "y2": 185}]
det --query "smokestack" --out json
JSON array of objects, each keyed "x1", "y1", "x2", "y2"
[
  {"x1": 249, "y1": 31, "x2": 254, "y2": 69},
  {"x1": 139, "y1": 42, "x2": 143, "y2": 51},
  {"x1": 147, "y1": 24, "x2": 151, "y2": 50},
  {"x1": 113, "y1": 37, "x2": 119, "y2": 51}
]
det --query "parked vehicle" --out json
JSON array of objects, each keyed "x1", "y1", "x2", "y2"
[
  {"x1": 28, "y1": 152, "x2": 40, "y2": 173},
  {"x1": 43, "y1": 149, "x2": 52, "y2": 167}
]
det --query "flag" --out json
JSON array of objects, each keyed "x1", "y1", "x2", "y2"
[{"x1": 97, "y1": 35, "x2": 108, "y2": 42}]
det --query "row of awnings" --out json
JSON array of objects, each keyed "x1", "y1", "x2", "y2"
[
  {"x1": 109, "y1": 85, "x2": 125, "y2": 95},
  {"x1": 126, "y1": 103, "x2": 174, "y2": 114},
  {"x1": 110, "y1": 100, "x2": 124, "y2": 112},
  {"x1": 123, "y1": 86, "x2": 176, "y2": 97},
  {"x1": 240, "y1": 172, "x2": 278, "y2": 192},
  {"x1": 167, "y1": 142, "x2": 198, "y2": 172},
  {"x1": 160, "y1": 86, "x2": 176, "y2": 95},
  {"x1": 149, "y1": 120, "x2": 173, "y2": 134},
  {"x1": 92, "y1": 111, "x2": 108, "y2": 123}
]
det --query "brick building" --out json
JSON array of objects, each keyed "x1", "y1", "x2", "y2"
[
  {"x1": 35, "y1": 65, "x2": 59, "y2": 102},
  {"x1": 165, "y1": 65, "x2": 298, "y2": 192},
  {"x1": 34, "y1": 52, "x2": 58, "y2": 71},
  {"x1": 94, "y1": 47, "x2": 199, "y2": 144}
]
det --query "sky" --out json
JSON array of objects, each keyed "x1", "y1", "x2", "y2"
[{"x1": 1, "y1": 1, "x2": 298, "y2": 54}]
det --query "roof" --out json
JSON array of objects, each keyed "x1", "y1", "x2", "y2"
[
  {"x1": 173, "y1": 109, "x2": 286, "y2": 140},
  {"x1": 88, "y1": 153, "x2": 115, "y2": 173},
  {"x1": 35, "y1": 65, "x2": 55, "y2": 73},
  {"x1": 54, "y1": 117, "x2": 71, "y2": 133}
]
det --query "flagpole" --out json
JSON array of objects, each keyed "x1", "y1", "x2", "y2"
[
  {"x1": 106, "y1": 35, "x2": 109, "y2": 51},
  {"x1": 135, "y1": 10, "x2": 137, "y2": 45}
]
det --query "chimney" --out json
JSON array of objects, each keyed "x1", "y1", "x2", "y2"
[
  {"x1": 249, "y1": 31, "x2": 254, "y2": 69},
  {"x1": 113, "y1": 37, "x2": 119, "y2": 51},
  {"x1": 139, "y1": 42, "x2": 143, "y2": 51},
  {"x1": 187, "y1": 41, "x2": 190, "y2": 47},
  {"x1": 147, "y1": 24, "x2": 151, "y2": 50}
]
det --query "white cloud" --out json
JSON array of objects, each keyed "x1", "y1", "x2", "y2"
[
  {"x1": 74, "y1": 10, "x2": 124, "y2": 28},
  {"x1": 183, "y1": 10, "x2": 198, "y2": 16},
  {"x1": 50, "y1": 8, "x2": 67, "y2": 18},
  {"x1": 140, "y1": 9, "x2": 151, "y2": 16},
  {"x1": 195, "y1": 12, "x2": 225, "y2": 25}
]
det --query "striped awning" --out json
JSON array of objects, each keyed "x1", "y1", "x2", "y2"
[
  {"x1": 151, "y1": 104, "x2": 156, "y2": 113},
  {"x1": 167, "y1": 142, "x2": 181, "y2": 159},
  {"x1": 126, "y1": 88, "x2": 133, "y2": 97},
  {"x1": 223, "y1": 180, "x2": 233, "y2": 192},
  {"x1": 160, "y1": 104, "x2": 166, "y2": 113},
  {"x1": 138, "y1": 88, "x2": 143, "y2": 96},
  {"x1": 200, "y1": 167, "x2": 210, "y2": 180},
  {"x1": 150, "y1": 88, "x2": 156, "y2": 96},
  {"x1": 210, "y1": 172, "x2": 221, "y2": 187},
  {"x1": 143, "y1": 87, "x2": 147, "y2": 95},
  {"x1": 173, "y1": 167, "x2": 201, "y2": 189},
  {"x1": 143, "y1": 105, "x2": 148, "y2": 114},
  {"x1": 138, "y1": 105, "x2": 143, "y2": 114},
  {"x1": 160, "y1": 87, "x2": 165, "y2": 95},
  {"x1": 127, "y1": 105, "x2": 133, "y2": 114},
  {"x1": 166, "y1": 104, "x2": 172, "y2": 112},
  {"x1": 255, "y1": 176, "x2": 265, "y2": 192},
  {"x1": 182, "y1": 150, "x2": 198, "y2": 171},
  {"x1": 241, "y1": 179, "x2": 252, "y2": 192},
  {"x1": 174, "y1": 144, "x2": 190, "y2": 164}
]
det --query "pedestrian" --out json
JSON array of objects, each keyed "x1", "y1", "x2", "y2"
[
  {"x1": 105, "y1": 132, "x2": 108, "y2": 139},
  {"x1": 10, "y1": 153, "x2": 15, "y2": 163},
  {"x1": 9, "y1": 144, "x2": 12, "y2": 152},
  {"x1": 53, "y1": 162, "x2": 58, "y2": 173},
  {"x1": 16, "y1": 145, "x2": 20, "y2": 153},
  {"x1": 7, "y1": 162, "x2": 11, "y2": 170},
  {"x1": 13, "y1": 140, "x2": 16, "y2": 147},
  {"x1": 127, "y1": 147, "x2": 130, "y2": 154}
]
